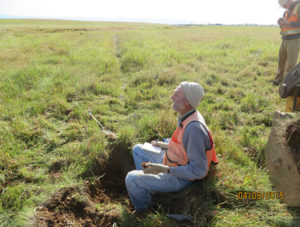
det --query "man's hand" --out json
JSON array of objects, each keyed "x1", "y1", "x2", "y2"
[
  {"x1": 142, "y1": 162, "x2": 169, "y2": 174},
  {"x1": 278, "y1": 18, "x2": 290, "y2": 26},
  {"x1": 151, "y1": 140, "x2": 168, "y2": 149}
]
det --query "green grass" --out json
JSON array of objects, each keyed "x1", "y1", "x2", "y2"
[{"x1": 0, "y1": 19, "x2": 298, "y2": 226}]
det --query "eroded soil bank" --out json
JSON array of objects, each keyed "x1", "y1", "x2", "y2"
[{"x1": 32, "y1": 139, "x2": 135, "y2": 227}]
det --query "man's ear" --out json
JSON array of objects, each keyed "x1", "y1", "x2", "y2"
[{"x1": 184, "y1": 98, "x2": 192, "y2": 108}]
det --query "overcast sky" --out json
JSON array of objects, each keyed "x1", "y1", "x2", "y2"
[{"x1": 0, "y1": 0, "x2": 284, "y2": 25}]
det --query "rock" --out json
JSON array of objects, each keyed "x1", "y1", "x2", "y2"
[{"x1": 266, "y1": 111, "x2": 300, "y2": 207}]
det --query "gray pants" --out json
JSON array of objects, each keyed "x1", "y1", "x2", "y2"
[{"x1": 274, "y1": 38, "x2": 300, "y2": 83}]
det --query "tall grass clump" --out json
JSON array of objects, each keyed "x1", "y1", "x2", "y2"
[
  {"x1": 76, "y1": 134, "x2": 108, "y2": 178},
  {"x1": 241, "y1": 93, "x2": 268, "y2": 113}
]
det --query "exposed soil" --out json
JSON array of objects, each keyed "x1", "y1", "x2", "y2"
[
  {"x1": 33, "y1": 180, "x2": 126, "y2": 227},
  {"x1": 286, "y1": 120, "x2": 300, "y2": 174},
  {"x1": 49, "y1": 159, "x2": 72, "y2": 174},
  {"x1": 33, "y1": 139, "x2": 135, "y2": 227}
]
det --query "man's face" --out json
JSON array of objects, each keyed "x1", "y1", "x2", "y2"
[{"x1": 171, "y1": 86, "x2": 188, "y2": 112}]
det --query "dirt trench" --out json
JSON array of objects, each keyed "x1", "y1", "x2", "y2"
[
  {"x1": 32, "y1": 142, "x2": 135, "y2": 227},
  {"x1": 33, "y1": 182, "x2": 125, "y2": 227}
]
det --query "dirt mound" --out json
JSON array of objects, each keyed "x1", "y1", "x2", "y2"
[{"x1": 33, "y1": 180, "x2": 125, "y2": 227}]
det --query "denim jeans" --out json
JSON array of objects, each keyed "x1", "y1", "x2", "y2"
[{"x1": 125, "y1": 144, "x2": 192, "y2": 211}]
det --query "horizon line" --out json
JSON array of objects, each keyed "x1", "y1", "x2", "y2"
[{"x1": 0, "y1": 14, "x2": 277, "y2": 26}]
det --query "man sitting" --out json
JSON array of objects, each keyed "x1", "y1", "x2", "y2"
[{"x1": 125, "y1": 81, "x2": 218, "y2": 212}]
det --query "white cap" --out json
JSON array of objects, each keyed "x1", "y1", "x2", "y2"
[
  {"x1": 180, "y1": 81, "x2": 204, "y2": 108},
  {"x1": 279, "y1": 0, "x2": 289, "y2": 7}
]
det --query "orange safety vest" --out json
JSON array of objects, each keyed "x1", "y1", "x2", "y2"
[
  {"x1": 163, "y1": 110, "x2": 218, "y2": 179},
  {"x1": 281, "y1": 3, "x2": 300, "y2": 36}
]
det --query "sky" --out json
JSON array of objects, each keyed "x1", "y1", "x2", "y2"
[{"x1": 0, "y1": 0, "x2": 285, "y2": 25}]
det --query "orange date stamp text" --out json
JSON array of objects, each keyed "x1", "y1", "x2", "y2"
[{"x1": 237, "y1": 191, "x2": 284, "y2": 200}]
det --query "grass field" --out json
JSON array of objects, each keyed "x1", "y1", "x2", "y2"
[{"x1": 0, "y1": 19, "x2": 299, "y2": 226}]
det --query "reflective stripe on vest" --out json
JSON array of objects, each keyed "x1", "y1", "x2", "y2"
[
  {"x1": 281, "y1": 3, "x2": 300, "y2": 36},
  {"x1": 163, "y1": 110, "x2": 218, "y2": 179}
]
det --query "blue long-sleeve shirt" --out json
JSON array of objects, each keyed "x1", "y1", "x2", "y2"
[{"x1": 169, "y1": 112, "x2": 211, "y2": 180}]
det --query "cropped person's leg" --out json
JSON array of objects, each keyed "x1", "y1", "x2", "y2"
[
  {"x1": 284, "y1": 38, "x2": 300, "y2": 78},
  {"x1": 125, "y1": 170, "x2": 192, "y2": 211},
  {"x1": 274, "y1": 40, "x2": 287, "y2": 84}
]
